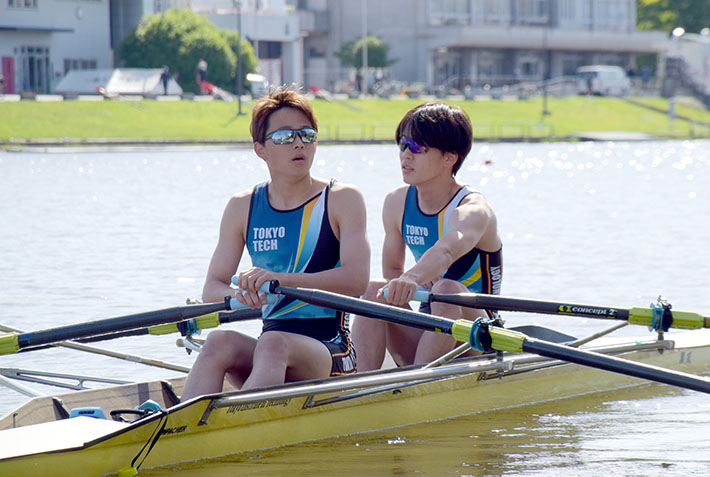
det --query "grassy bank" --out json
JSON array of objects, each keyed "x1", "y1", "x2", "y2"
[{"x1": 2, "y1": 95, "x2": 709, "y2": 144}]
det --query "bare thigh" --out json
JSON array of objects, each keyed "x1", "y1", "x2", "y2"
[{"x1": 253, "y1": 331, "x2": 333, "y2": 382}]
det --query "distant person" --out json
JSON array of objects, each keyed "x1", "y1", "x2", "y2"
[
  {"x1": 641, "y1": 65, "x2": 652, "y2": 89},
  {"x1": 197, "y1": 59, "x2": 208, "y2": 94},
  {"x1": 351, "y1": 101, "x2": 503, "y2": 371},
  {"x1": 0, "y1": 74, "x2": 5, "y2": 94},
  {"x1": 160, "y1": 66, "x2": 170, "y2": 95},
  {"x1": 355, "y1": 71, "x2": 362, "y2": 93},
  {"x1": 181, "y1": 86, "x2": 370, "y2": 400}
]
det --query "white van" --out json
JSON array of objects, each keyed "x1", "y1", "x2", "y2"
[{"x1": 576, "y1": 65, "x2": 631, "y2": 96}]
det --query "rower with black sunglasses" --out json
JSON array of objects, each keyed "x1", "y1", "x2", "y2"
[
  {"x1": 351, "y1": 101, "x2": 503, "y2": 371},
  {"x1": 182, "y1": 87, "x2": 370, "y2": 400}
]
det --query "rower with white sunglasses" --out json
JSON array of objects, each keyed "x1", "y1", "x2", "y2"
[{"x1": 182, "y1": 86, "x2": 370, "y2": 400}]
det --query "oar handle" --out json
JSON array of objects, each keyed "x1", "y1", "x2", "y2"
[
  {"x1": 228, "y1": 293, "x2": 277, "y2": 311},
  {"x1": 381, "y1": 287, "x2": 430, "y2": 303},
  {"x1": 412, "y1": 288, "x2": 430, "y2": 302}
]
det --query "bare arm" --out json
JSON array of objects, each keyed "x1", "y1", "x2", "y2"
[
  {"x1": 202, "y1": 192, "x2": 251, "y2": 303},
  {"x1": 381, "y1": 187, "x2": 407, "y2": 281},
  {"x1": 386, "y1": 194, "x2": 500, "y2": 306},
  {"x1": 405, "y1": 195, "x2": 498, "y2": 283},
  {"x1": 377, "y1": 187, "x2": 417, "y2": 305}
]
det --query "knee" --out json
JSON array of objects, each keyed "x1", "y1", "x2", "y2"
[
  {"x1": 253, "y1": 332, "x2": 290, "y2": 359},
  {"x1": 202, "y1": 330, "x2": 234, "y2": 351},
  {"x1": 430, "y1": 279, "x2": 466, "y2": 295},
  {"x1": 199, "y1": 330, "x2": 248, "y2": 363},
  {"x1": 361, "y1": 279, "x2": 387, "y2": 301}
]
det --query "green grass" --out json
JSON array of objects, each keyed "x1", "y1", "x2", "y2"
[
  {"x1": 627, "y1": 97, "x2": 710, "y2": 123},
  {"x1": 1, "y1": 95, "x2": 709, "y2": 143}
]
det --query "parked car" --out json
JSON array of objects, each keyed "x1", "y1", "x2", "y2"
[{"x1": 576, "y1": 65, "x2": 631, "y2": 96}]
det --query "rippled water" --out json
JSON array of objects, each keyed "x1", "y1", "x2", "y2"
[{"x1": 1, "y1": 140, "x2": 709, "y2": 475}]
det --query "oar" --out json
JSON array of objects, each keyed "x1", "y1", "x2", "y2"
[
  {"x1": 76, "y1": 308, "x2": 263, "y2": 343},
  {"x1": 0, "y1": 297, "x2": 258, "y2": 355},
  {"x1": 263, "y1": 281, "x2": 710, "y2": 395},
  {"x1": 411, "y1": 289, "x2": 709, "y2": 331},
  {"x1": 0, "y1": 323, "x2": 190, "y2": 373}
]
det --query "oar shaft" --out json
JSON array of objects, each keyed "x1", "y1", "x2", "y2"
[
  {"x1": 1, "y1": 323, "x2": 190, "y2": 373},
  {"x1": 272, "y1": 284, "x2": 456, "y2": 334},
  {"x1": 418, "y1": 291, "x2": 709, "y2": 330},
  {"x1": 522, "y1": 337, "x2": 710, "y2": 394},
  {"x1": 420, "y1": 291, "x2": 631, "y2": 320},
  {"x1": 80, "y1": 308, "x2": 263, "y2": 342},
  {"x1": 0, "y1": 300, "x2": 232, "y2": 355}
]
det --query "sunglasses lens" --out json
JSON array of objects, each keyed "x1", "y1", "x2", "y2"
[
  {"x1": 270, "y1": 129, "x2": 295, "y2": 144},
  {"x1": 400, "y1": 137, "x2": 426, "y2": 154},
  {"x1": 299, "y1": 128, "x2": 317, "y2": 143}
]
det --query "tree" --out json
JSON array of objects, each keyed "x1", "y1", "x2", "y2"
[
  {"x1": 223, "y1": 30, "x2": 258, "y2": 95},
  {"x1": 334, "y1": 40, "x2": 357, "y2": 68},
  {"x1": 335, "y1": 35, "x2": 396, "y2": 69},
  {"x1": 120, "y1": 8, "x2": 255, "y2": 94},
  {"x1": 637, "y1": 0, "x2": 710, "y2": 34}
]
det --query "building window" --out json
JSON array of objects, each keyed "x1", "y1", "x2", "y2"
[
  {"x1": 477, "y1": 51, "x2": 505, "y2": 80},
  {"x1": 258, "y1": 42, "x2": 282, "y2": 59},
  {"x1": 596, "y1": 0, "x2": 626, "y2": 31},
  {"x1": 517, "y1": 0, "x2": 549, "y2": 25},
  {"x1": 559, "y1": 0, "x2": 575, "y2": 20},
  {"x1": 518, "y1": 52, "x2": 542, "y2": 79},
  {"x1": 8, "y1": 0, "x2": 38, "y2": 8},
  {"x1": 17, "y1": 45, "x2": 50, "y2": 93},
  {"x1": 483, "y1": 0, "x2": 510, "y2": 25},
  {"x1": 429, "y1": 0, "x2": 470, "y2": 26},
  {"x1": 561, "y1": 53, "x2": 585, "y2": 75},
  {"x1": 64, "y1": 58, "x2": 97, "y2": 74}
]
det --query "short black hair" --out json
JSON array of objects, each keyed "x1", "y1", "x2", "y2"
[{"x1": 395, "y1": 102, "x2": 473, "y2": 175}]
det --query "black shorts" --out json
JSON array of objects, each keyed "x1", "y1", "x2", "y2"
[
  {"x1": 262, "y1": 318, "x2": 357, "y2": 376},
  {"x1": 322, "y1": 329, "x2": 357, "y2": 375}
]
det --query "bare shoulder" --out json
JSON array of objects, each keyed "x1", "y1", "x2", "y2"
[
  {"x1": 222, "y1": 187, "x2": 254, "y2": 223},
  {"x1": 454, "y1": 190, "x2": 500, "y2": 250},
  {"x1": 382, "y1": 185, "x2": 408, "y2": 225},
  {"x1": 327, "y1": 180, "x2": 366, "y2": 208},
  {"x1": 229, "y1": 187, "x2": 254, "y2": 204},
  {"x1": 384, "y1": 184, "x2": 409, "y2": 205},
  {"x1": 459, "y1": 190, "x2": 496, "y2": 217},
  {"x1": 328, "y1": 180, "x2": 364, "y2": 197}
]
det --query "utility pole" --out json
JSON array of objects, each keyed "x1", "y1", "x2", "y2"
[
  {"x1": 235, "y1": 0, "x2": 244, "y2": 115},
  {"x1": 361, "y1": 0, "x2": 368, "y2": 96},
  {"x1": 541, "y1": 5, "x2": 551, "y2": 116}
]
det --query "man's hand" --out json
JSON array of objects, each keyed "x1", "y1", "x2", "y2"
[{"x1": 378, "y1": 276, "x2": 419, "y2": 307}]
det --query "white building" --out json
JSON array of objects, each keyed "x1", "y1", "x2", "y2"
[
  {"x1": 670, "y1": 31, "x2": 710, "y2": 96},
  {"x1": 194, "y1": 0, "x2": 302, "y2": 87},
  {"x1": 0, "y1": 0, "x2": 112, "y2": 94},
  {"x1": 1, "y1": 0, "x2": 687, "y2": 98},
  {"x1": 303, "y1": 0, "x2": 671, "y2": 91}
]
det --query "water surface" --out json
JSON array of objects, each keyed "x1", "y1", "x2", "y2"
[{"x1": 1, "y1": 140, "x2": 709, "y2": 475}]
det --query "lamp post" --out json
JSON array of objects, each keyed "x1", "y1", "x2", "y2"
[
  {"x1": 541, "y1": 9, "x2": 550, "y2": 116},
  {"x1": 234, "y1": 0, "x2": 244, "y2": 115},
  {"x1": 361, "y1": 0, "x2": 368, "y2": 96}
]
